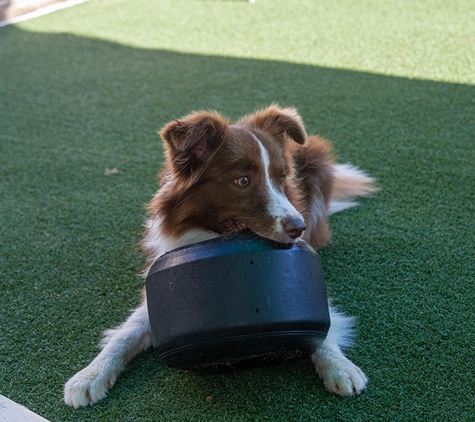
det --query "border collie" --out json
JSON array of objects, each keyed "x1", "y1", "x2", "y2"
[{"x1": 64, "y1": 105, "x2": 377, "y2": 408}]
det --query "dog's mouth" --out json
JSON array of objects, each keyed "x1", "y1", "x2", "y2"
[
  {"x1": 222, "y1": 218, "x2": 247, "y2": 233},
  {"x1": 219, "y1": 218, "x2": 296, "y2": 245},
  {"x1": 219, "y1": 219, "x2": 295, "y2": 249}
]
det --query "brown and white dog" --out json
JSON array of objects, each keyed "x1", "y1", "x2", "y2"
[{"x1": 64, "y1": 105, "x2": 377, "y2": 408}]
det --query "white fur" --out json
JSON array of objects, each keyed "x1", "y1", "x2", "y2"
[
  {"x1": 328, "y1": 200, "x2": 359, "y2": 215},
  {"x1": 312, "y1": 308, "x2": 368, "y2": 395},
  {"x1": 142, "y1": 217, "x2": 217, "y2": 272},
  {"x1": 252, "y1": 134, "x2": 303, "y2": 232},
  {"x1": 305, "y1": 163, "x2": 376, "y2": 223},
  {"x1": 328, "y1": 163, "x2": 377, "y2": 215},
  {"x1": 333, "y1": 163, "x2": 375, "y2": 192}
]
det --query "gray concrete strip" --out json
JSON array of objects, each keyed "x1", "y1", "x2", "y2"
[
  {"x1": 0, "y1": 0, "x2": 89, "y2": 26},
  {"x1": 0, "y1": 395, "x2": 50, "y2": 422}
]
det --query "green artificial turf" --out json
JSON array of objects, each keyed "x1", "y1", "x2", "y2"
[{"x1": 1, "y1": 0, "x2": 474, "y2": 420}]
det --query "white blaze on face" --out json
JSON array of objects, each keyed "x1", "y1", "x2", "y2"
[{"x1": 252, "y1": 134, "x2": 303, "y2": 231}]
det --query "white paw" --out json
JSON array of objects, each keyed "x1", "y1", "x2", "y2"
[
  {"x1": 64, "y1": 365, "x2": 117, "y2": 408},
  {"x1": 313, "y1": 356, "x2": 368, "y2": 396}
]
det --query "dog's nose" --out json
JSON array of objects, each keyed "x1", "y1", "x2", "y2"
[{"x1": 282, "y1": 217, "x2": 306, "y2": 240}]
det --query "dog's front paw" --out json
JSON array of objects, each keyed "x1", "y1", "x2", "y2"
[
  {"x1": 64, "y1": 364, "x2": 117, "y2": 408},
  {"x1": 312, "y1": 355, "x2": 368, "y2": 396}
]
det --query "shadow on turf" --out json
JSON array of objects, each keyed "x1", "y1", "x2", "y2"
[{"x1": 2, "y1": 26, "x2": 474, "y2": 421}]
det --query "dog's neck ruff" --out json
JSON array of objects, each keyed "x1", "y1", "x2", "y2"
[{"x1": 142, "y1": 219, "x2": 218, "y2": 276}]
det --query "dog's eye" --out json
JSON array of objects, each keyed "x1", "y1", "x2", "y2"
[
  {"x1": 280, "y1": 175, "x2": 286, "y2": 184},
  {"x1": 235, "y1": 176, "x2": 250, "y2": 188}
]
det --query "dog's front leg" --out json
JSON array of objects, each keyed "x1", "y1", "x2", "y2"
[
  {"x1": 64, "y1": 299, "x2": 151, "y2": 408},
  {"x1": 311, "y1": 307, "x2": 368, "y2": 396}
]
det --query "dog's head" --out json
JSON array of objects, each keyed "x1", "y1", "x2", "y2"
[{"x1": 157, "y1": 105, "x2": 308, "y2": 244}]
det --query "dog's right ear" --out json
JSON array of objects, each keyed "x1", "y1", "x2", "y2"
[
  {"x1": 159, "y1": 111, "x2": 229, "y2": 177},
  {"x1": 241, "y1": 105, "x2": 307, "y2": 145}
]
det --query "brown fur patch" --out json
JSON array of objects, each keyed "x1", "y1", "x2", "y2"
[{"x1": 291, "y1": 136, "x2": 335, "y2": 248}]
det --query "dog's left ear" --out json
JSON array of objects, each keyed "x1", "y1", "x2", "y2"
[{"x1": 242, "y1": 105, "x2": 307, "y2": 145}]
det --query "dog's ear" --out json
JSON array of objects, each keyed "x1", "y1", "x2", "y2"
[
  {"x1": 159, "y1": 111, "x2": 229, "y2": 176},
  {"x1": 243, "y1": 105, "x2": 307, "y2": 145}
]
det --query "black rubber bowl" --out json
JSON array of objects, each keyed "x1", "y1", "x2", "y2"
[{"x1": 145, "y1": 232, "x2": 330, "y2": 371}]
